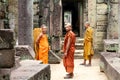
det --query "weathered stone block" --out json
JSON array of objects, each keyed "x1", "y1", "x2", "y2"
[
  {"x1": 110, "y1": 4, "x2": 119, "y2": 21},
  {"x1": 110, "y1": 0, "x2": 118, "y2": 3},
  {"x1": 100, "y1": 52, "x2": 120, "y2": 80},
  {"x1": 95, "y1": 32, "x2": 106, "y2": 37},
  {"x1": 0, "y1": 49, "x2": 15, "y2": 68},
  {"x1": 48, "y1": 50, "x2": 61, "y2": 64},
  {"x1": 10, "y1": 64, "x2": 51, "y2": 80},
  {"x1": 97, "y1": 4, "x2": 107, "y2": 15},
  {"x1": 96, "y1": 25, "x2": 107, "y2": 30},
  {"x1": 97, "y1": 15, "x2": 107, "y2": 21},
  {"x1": 97, "y1": 0, "x2": 105, "y2": 3},
  {"x1": 15, "y1": 45, "x2": 35, "y2": 60},
  {"x1": 97, "y1": 21, "x2": 107, "y2": 26},
  {"x1": 0, "y1": 20, "x2": 4, "y2": 29},
  {"x1": 0, "y1": 29, "x2": 15, "y2": 49},
  {"x1": 0, "y1": 73, "x2": 10, "y2": 80},
  {"x1": 103, "y1": 39, "x2": 118, "y2": 52}
]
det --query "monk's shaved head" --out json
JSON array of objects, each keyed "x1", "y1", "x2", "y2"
[
  {"x1": 65, "y1": 23, "x2": 72, "y2": 32},
  {"x1": 84, "y1": 21, "x2": 90, "y2": 28},
  {"x1": 41, "y1": 24, "x2": 47, "y2": 29},
  {"x1": 41, "y1": 24, "x2": 47, "y2": 34},
  {"x1": 65, "y1": 23, "x2": 72, "y2": 28}
]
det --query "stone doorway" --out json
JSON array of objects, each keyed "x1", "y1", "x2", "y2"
[{"x1": 62, "y1": 0, "x2": 84, "y2": 37}]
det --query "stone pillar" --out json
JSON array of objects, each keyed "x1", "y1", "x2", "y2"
[
  {"x1": 51, "y1": 0, "x2": 62, "y2": 52},
  {"x1": 18, "y1": 0, "x2": 33, "y2": 47},
  {"x1": 8, "y1": 0, "x2": 18, "y2": 39},
  {"x1": 107, "y1": 0, "x2": 119, "y2": 39},
  {"x1": 118, "y1": 0, "x2": 120, "y2": 53},
  {"x1": 89, "y1": 0, "x2": 108, "y2": 52}
]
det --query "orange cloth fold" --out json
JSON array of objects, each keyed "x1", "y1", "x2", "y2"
[
  {"x1": 33, "y1": 28, "x2": 42, "y2": 59},
  {"x1": 38, "y1": 34, "x2": 49, "y2": 64},
  {"x1": 83, "y1": 27, "x2": 94, "y2": 60},
  {"x1": 63, "y1": 31, "x2": 76, "y2": 73}
]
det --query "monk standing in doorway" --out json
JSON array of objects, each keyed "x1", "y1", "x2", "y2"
[
  {"x1": 63, "y1": 23, "x2": 76, "y2": 79},
  {"x1": 36, "y1": 25, "x2": 49, "y2": 64},
  {"x1": 80, "y1": 22, "x2": 94, "y2": 66}
]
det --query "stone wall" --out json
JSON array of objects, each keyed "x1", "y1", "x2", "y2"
[
  {"x1": 33, "y1": 0, "x2": 40, "y2": 28},
  {"x1": 95, "y1": 1, "x2": 108, "y2": 51},
  {"x1": 119, "y1": 0, "x2": 120, "y2": 53},
  {"x1": 0, "y1": 1, "x2": 9, "y2": 29},
  {"x1": 83, "y1": 0, "x2": 88, "y2": 23},
  {"x1": 87, "y1": 0, "x2": 108, "y2": 52},
  {"x1": 8, "y1": 0, "x2": 18, "y2": 38},
  {"x1": 107, "y1": 0, "x2": 119, "y2": 39}
]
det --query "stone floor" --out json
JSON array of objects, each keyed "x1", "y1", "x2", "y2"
[{"x1": 50, "y1": 59, "x2": 108, "y2": 80}]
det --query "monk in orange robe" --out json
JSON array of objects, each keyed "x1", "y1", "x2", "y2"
[
  {"x1": 33, "y1": 27, "x2": 42, "y2": 59},
  {"x1": 80, "y1": 22, "x2": 94, "y2": 66},
  {"x1": 63, "y1": 23, "x2": 76, "y2": 79},
  {"x1": 36, "y1": 25, "x2": 49, "y2": 64}
]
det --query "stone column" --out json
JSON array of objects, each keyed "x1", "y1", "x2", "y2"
[
  {"x1": 51, "y1": 0, "x2": 62, "y2": 52},
  {"x1": 118, "y1": 0, "x2": 120, "y2": 53},
  {"x1": 107, "y1": 0, "x2": 119, "y2": 39},
  {"x1": 18, "y1": 0, "x2": 33, "y2": 47}
]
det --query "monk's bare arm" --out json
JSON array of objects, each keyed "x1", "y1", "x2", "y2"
[
  {"x1": 36, "y1": 33, "x2": 43, "y2": 44},
  {"x1": 65, "y1": 37, "x2": 71, "y2": 56}
]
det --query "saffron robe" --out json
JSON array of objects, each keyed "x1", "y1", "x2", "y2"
[
  {"x1": 33, "y1": 28, "x2": 42, "y2": 59},
  {"x1": 63, "y1": 31, "x2": 76, "y2": 73},
  {"x1": 83, "y1": 27, "x2": 94, "y2": 60},
  {"x1": 38, "y1": 34, "x2": 49, "y2": 64}
]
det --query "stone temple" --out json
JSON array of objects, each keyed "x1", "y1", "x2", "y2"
[{"x1": 0, "y1": 0, "x2": 120, "y2": 80}]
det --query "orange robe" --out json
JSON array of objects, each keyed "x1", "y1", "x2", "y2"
[
  {"x1": 33, "y1": 28, "x2": 42, "y2": 59},
  {"x1": 38, "y1": 34, "x2": 49, "y2": 64},
  {"x1": 83, "y1": 27, "x2": 94, "y2": 60},
  {"x1": 63, "y1": 31, "x2": 76, "y2": 73}
]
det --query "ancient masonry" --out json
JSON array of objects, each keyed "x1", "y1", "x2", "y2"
[
  {"x1": 0, "y1": 0, "x2": 120, "y2": 53},
  {"x1": 107, "y1": 0, "x2": 119, "y2": 39}
]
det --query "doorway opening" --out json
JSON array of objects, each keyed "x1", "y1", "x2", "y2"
[{"x1": 62, "y1": 0, "x2": 84, "y2": 37}]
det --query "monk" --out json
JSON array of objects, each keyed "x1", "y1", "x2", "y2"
[
  {"x1": 63, "y1": 23, "x2": 76, "y2": 79},
  {"x1": 36, "y1": 25, "x2": 49, "y2": 64},
  {"x1": 80, "y1": 22, "x2": 94, "y2": 66},
  {"x1": 33, "y1": 27, "x2": 42, "y2": 59}
]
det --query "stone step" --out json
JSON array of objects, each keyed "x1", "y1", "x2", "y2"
[
  {"x1": 60, "y1": 50, "x2": 83, "y2": 59},
  {"x1": 59, "y1": 52, "x2": 83, "y2": 59},
  {"x1": 75, "y1": 43, "x2": 84, "y2": 49},
  {"x1": 75, "y1": 50, "x2": 84, "y2": 54},
  {"x1": 74, "y1": 53, "x2": 83, "y2": 59},
  {"x1": 76, "y1": 38, "x2": 84, "y2": 43},
  {"x1": 61, "y1": 50, "x2": 83, "y2": 54},
  {"x1": 61, "y1": 39, "x2": 84, "y2": 44},
  {"x1": 61, "y1": 43, "x2": 84, "y2": 50}
]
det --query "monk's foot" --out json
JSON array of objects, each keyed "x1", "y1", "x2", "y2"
[
  {"x1": 64, "y1": 73, "x2": 73, "y2": 79},
  {"x1": 85, "y1": 64, "x2": 92, "y2": 67},
  {"x1": 80, "y1": 63, "x2": 86, "y2": 65}
]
